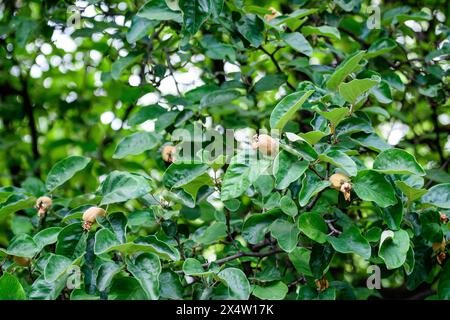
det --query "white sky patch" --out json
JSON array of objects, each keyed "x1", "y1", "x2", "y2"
[
  {"x1": 224, "y1": 61, "x2": 240, "y2": 74},
  {"x1": 10, "y1": 66, "x2": 20, "y2": 77},
  {"x1": 137, "y1": 92, "x2": 160, "y2": 106},
  {"x1": 111, "y1": 118, "x2": 123, "y2": 130},
  {"x1": 41, "y1": 43, "x2": 53, "y2": 55},
  {"x1": 159, "y1": 64, "x2": 204, "y2": 95},
  {"x1": 89, "y1": 50, "x2": 102, "y2": 64},
  {"x1": 100, "y1": 111, "x2": 115, "y2": 124},
  {"x1": 405, "y1": 20, "x2": 422, "y2": 32},
  {"x1": 52, "y1": 29, "x2": 77, "y2": 52},
  {"x1": 139, "y1": 120, "x2": 156, "y2": 132},
  {"x1": 378, "y1": 121, "x2": 409, "y2": 145},
  {"x1": 128, "y1": 74, "x2": 141, "y2": 86},
  {"x1": 438, "y1": 113, "x2": 450, "y2": 125},
  {"x1": 82, "y1": 5, "x2": 97, "y2": 18},
  {"x1": 30, "y1": 65, "x2": 42, "y2": 78},
  {"x1": 36, "y1": 55, "x2": 50, "y2": 72},
  {"x1": 50, "y1": 55, "x2": 62, "y2": 67}
]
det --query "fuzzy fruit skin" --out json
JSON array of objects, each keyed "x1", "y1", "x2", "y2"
[
  {"x1": 329, "y1": 173, "x2": 350, "y2": 189},
  {"x1": 264, "y1": 7, "x2": 281, "y2": 22},
  {"x1": 82, "y1": 207, "x2": 106, "y2": 230},
  {"x1": 329, "y1": 173, "x2": 352, "y2": 201},
  {"x1": 35, "y1": 196, "x2": 52, "y2": 218},
  {"x1": 440, "y1": 212, "x2": 449, "y2": 224},
  {"x1": 161, "y1": 145, "x2": 176, "y2": 163},
  {"x1": 315, "y1": 278, "x2": 329, "y2": 292},
  {"x1": 252, "y1": 134, "x2": 279, "y2": 156},
  {"x1": 13, "y1": 256, "x2": 31, "y2": 266}
]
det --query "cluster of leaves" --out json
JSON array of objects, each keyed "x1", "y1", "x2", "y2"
[{"x1": 0, "y1": 0, "x2": 449, "y2": 300}]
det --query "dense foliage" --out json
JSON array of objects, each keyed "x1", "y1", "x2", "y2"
[{"x1": 0, "y1": 0, "x2": 449, "y2": 300}]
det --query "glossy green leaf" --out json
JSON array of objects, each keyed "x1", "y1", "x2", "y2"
[
  {"x1": 281, "y1": 32, "x2": 313, "y2": 56},
  {"x1": 252, "y1": 281, "x2": 288, "y2": 300},
  {"x1": 353, "y1": 170, "x2": 397, "y2": 208},
  {"x1": 301, "y1": 25, "x2": 340, "y2": 40},
  {"x1": 318, "y1": 150, "x2": 357, "y2": 176},
  {"x1": 126, "y1": 252, "x2": 161, "y2": 300},
  {"x1": 113, "y1": 132, "x2": 161, "y2": 159},
  {"x1": 269, "y1": 219, "x2": 299, "y2": 253},
  {"x1": 270, "y1": 90, "x2": 314, "y2": 131},
  {"x1": 100, "y1": 171, "x2": 151, "y2": 205},
  {"x1": 327, "y1": 225, "x2": 371, "y2": 259},
  {"x1": 298, "y1": 170, "x2": 330, "y2": 207},
  {"x1": 339, "y1": 78, "x2": 379, "y2": 105},
  {"x1": 326, "y1": 50, "x2": 366, "y2": 91},
  {"x1": 0, "y1": 273, "x2": 26, "y2": 300},
  {"x1": 242, "y1": 209, "x2": 281, "y2": 244},
  {"x1": 217, "y1": 268, "x2": 250, "y2": 300},
  {"x1": 46, "y1": 156, "x2": 91, "y2": 191},
  {"x1": 273, "y1": 150, "x2": 308, "y2": 190},
  {"x1": 373, "y1": 148, "x2": 425, "y2": 176},
  {"x1": 378, "y1": 229, "x2": 410, "y2": 270},
  {"x1": 421, "y1": 183, "x2": 450, "y2": 209},
  {"x1": 298, "y1": 212, "x2": 328, "y2": 244}
]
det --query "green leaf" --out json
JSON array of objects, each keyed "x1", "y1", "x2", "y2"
[
  {"x1": 273, "y1": 150, "x2": 308, "y2": 189},
  {"x1": 438, "y1": 262, "x2": 450, "y2": 300},
  {"x1": 94, "y1": 232, "x2": 180, "y2": 261},
  {"x1": 236, "y1": 14, "x2": 264, "y2": 47},
  {"x1": 298, "y1": 131, "x2": 329, "y2": 145},
  {"x1": 33, "y1": 227, "x2": 62, "y2": 250},
  {"x1": 395, "y1": 181, "x2": 428, "y2": 202},
  {"x1": 182, "y1": 258, "x2": 212, "y2": 276},
  {"x1": 108, "y1": 277, "x2": 147, "y2": 300},
  {"x1": 111, "y1": 53, "x2": 143, "y2": 80},
  {"x1": 421, "y1": 183, "x2": 450, "y2": 209},
  {"x1": 159, "y1": 271, "x2": 183, "y2": 300},
  {"x1": 313, "y1": 106, "x2": 349, "y2": 129},
  {"x1": 378, "y1": 229, "x2": 410, "y2": 270},
  {"x1": 298, "y1": 212, "x2": 328, "y2": 244},
  {"x1": 270, "y1": 90, "x2": 314, "y2": 131},
  {"x1": 96, "y1": 261, "x2": 123, "y2": 293},
  {"x1": 6, "y1": 234, "x2": 39, "y2": 258},
  {"x1": 252, "y1": 281, "x2": 288, "y2": 300},
  {"x1": 55, "y1": 223, "x2": 87, "y2": 259},
  {"x1": 126, "y1": 16, "x2": 157, "y2": 43},
  {"x1": 269, "y1": 219, "x2": 299, "y2": 253},
  {"x1": 126, "y1": 253, "x2": 161, "y2": 300},
  {"x1": 288, "y1": 247, "x2": 313, "y2": 276},
  {"x1": 113, "y1": 132, "x2": 161, "y2": 159},
  {"x1": 128, "y1": 105, "x2": 166, "y2": 126},
  {"x1": 351, "y1": 132, "x2": 391, "y2": 152},
  {"x1": 200, "y1": 89, "x2": 241, "y2": 108},
  {"x1": 301, "y1": 25, "x2": 340, "y2": 40},
  {"x1": 0, "y1": 273, "x2": 26, "y2": 300},
  {"x1": 373, "y1": 148, "x2": 425, "y2": 176},
  {"x1": 193, "y1": 222, "x2": 227, "y2": 245},
  {"x1": 298, "y1": 170, "x2": 330, "y2": 207},
  {"x1": 0, "y1": 195, "x2": 35, "y2": 218},
  {"x1": 137, "y1": 0, "x2": 181, "y2": 22},
  {"x1": 309, "y1": 243, "x2": 334, "y2": 278},
  {"x1": 242, "y1": 209, "x2": 281, "y2": 244},
  {"x1": 318, "y1": 150, "x2": 357, "y2": 177},
  {"x1": 163, "y1": 163, "x2": 208, "y2": 189},
  {"x1": 338, "y1": 78, "x2": 379, "y2": 105},
  {"x1": 45, "y1": 156, "x2": 91, "y2": 191},
  {"x1": 254, "y1": 74, "x2": 287, "y2": 92},
  {"x1": 365, "y1": 38, "x2": 397, "y2": 59},
  {"x1": 281, "y1": 32, "x2": 313, "y2": 56},
  {"x1": 44, "y1": 254, "x2": 73, "y2": 282},
  {"x1": 280, "y1": 196, "x2": 298, "y2": 217},
  {"x1": 29, "y1": 275, "x2": 67, "y2": 300},
  {"x1": 381, "y1": 200, "x2": 403, "y2": 230},
  {"x1": 326, "y1": 50, "x2": 366, "y2": 91},
  {"x1": 221, "y1": 151, "x2": 253, "y2": 201},
  {"x1": 179, "y1": 0, "x2": 211, "y2": 35},
  {"x1": 353, "y1": 170, "x2": 397, "y2": 208},
  {"x1": 327, "y1": 225, "x2": 371, "y2": 259},
  {"x1": 217, "y1": 268, "x2": 251, "y2": 300},
  {"x1": 100, "y1": 171, "x2": 151, "y2": 205}
]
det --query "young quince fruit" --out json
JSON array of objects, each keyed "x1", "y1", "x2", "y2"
[
  {"x1": 329, "y1": 173, "x2": 352, "y2": 201},
  {"x1": 35, "y1": 196, "x2": 52, "y2": 218},
  {"x1": 82, "y1": 207, "x2": 106, "y2": 231}
]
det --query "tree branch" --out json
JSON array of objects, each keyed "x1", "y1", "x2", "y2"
[
  {"x1": 203, "y1": 248, "x2": 283, "y2": 268},
  {"x1": 259, "y1": 46, "x2": 296, "y2": 91}
]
